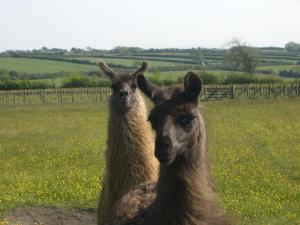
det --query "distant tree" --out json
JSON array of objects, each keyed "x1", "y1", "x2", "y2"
[
  {"x1": 128, "y1": 47, "x2": 143, "y2": 54},
  {"x1": 86, "y1": 47, "x2": 92, "y2": 52},
  {"x1": 190, "y1": 48, "x2": 205, "y2": 65},
  {"x1": 41, "y1": 46, "x2": 48, "y2": 52},
  {"x1": 111, "y1": 46, "x2": 143, "y2": 55},
  {"x1": 32, "y1": 49, "x2": 42, "y2": 54},
  {"x1": 70, "y1": 47, "x2": 85, "y2": 53},
  {"x1": 224, "y1": 38, "x2": 260, "y2": 73},
  {"x1": 9, "y1": 70, "x2": 19, "y2": 80},
  {"x1": 53, "y1": 48, "x2": 68, "y2": 53},
  {"x1": 285, "y1": 42, "x2": 300, "y2": 52}
]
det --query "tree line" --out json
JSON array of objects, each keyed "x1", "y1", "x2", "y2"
[{"x1": 2, "y1": 41, "x2": 299, "y2": 57}]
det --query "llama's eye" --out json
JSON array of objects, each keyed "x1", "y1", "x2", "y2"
[
  {"x1": 176, "y1": 114, "x2": 194, "y2": 126},
  {"x1": 111, "y1": 84, "x2": 119, "y2": 93},
  {"x1": 131, "y1": 84, "x2": 137, "y2": 90}
]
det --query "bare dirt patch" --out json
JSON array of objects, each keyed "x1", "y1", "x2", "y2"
[{"x1": 1, "y1": 207, "x2": 96, "y2": 225}]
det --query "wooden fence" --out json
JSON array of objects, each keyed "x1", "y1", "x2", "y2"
[
  {"x1": 0, "y1": 83, "x2": 300, "y2": 105},
  {"x1": 0, "y1": 88, "x2": 111, "y2": 105},
  {"x1": 203, "y1": 83, "x2": 300, "y2": 100}
]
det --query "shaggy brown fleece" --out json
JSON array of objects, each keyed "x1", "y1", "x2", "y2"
[
  {"x1": 107, "y1": 73, "x2": 231, "y2": 225},
  {"x1": 97, "y1": 62, "x2": 158, "y2": 225}
]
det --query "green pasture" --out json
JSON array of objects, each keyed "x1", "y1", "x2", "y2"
[
  {"x1": 0, "y1": 58, "x2": 98, "y2": 73},
  {"x1": 257, "y1": 65, "x2": 300, "y2": 74},
  {"x1": 0, "y1": 57, "x2": 296, "y2": 85},
  {"x1": 206, "y1": 70, "x2": 295, "y2": 82},
  {"x1": 147, "y1": 69, "x2": 288, "y2": 82},
  {"x1": 69, "y1": 57, "x2": 191, "y2": 67},
  {"x1": 0, "y1": 99, "x2": 299, "y2": 225},
  {"x1": 0, "y1": 57, "x2": 189, "y2": 75}
]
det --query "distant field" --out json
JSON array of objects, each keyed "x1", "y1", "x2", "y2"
[
  {"x1": 257, "y1": 65, "x2": 300, "y2": 74},
  {"x1": 69, "y1": 57, "x2": 186, "y2": 67},
  {"x1": 146, "y1": 69, "x2": 287, "y2": 81},
  {"x1": 135, "y1": 50, "x2": 300, "y2": 64},
  {"x1": 0, "y1": 58, "x2": 98, "y2": 73},
  {"x1": 0, "y1": 57, "x2": 191, "y2": 75},
  {"x1": 0, "y1": 99, "x2": 299, "y2": 225},
  {"x1": 0, "y1": 57, "x2": 297, "y2": 85}
]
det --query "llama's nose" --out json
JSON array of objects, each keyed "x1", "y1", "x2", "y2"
[
  {"x1": 155, "y1": 136, "x2": 174, "y2": 163},
  {"x1": 119, "y1": 90, "x2": 128, "y2": 97},
  {"x1": 155, "y1": 136, "x2": 172, "y2": 150}
]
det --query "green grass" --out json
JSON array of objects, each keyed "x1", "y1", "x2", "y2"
[
  {"x1": 205, "y1": 99, "x2": 300, "y2": 225},
  {"x1": 0, "y1": 58, "x2": 98, "y2": 73},
  {"x1": 257, "y1": 65, "x2": 300, "y2": 74},
  {"x1": 0, "y1": 99, "x2": 299, "y2": 224},
  {"x1": 206, "y1": 70, "x2": 295, "y2": 81},
  {"x1": 69, "y1": 57, "x2": 190, "y2": 67},
  {"x1": 0, "y1": 57, "x2": 295, "y2": 84},
  {"x1": 147, "y1": 69, "x2": 287, "y2": 82},
  {"x1": 0, "y1": 103, "x2": 107, "y2": 213}
]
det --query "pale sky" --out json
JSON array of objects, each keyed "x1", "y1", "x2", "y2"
[{"x1": 0, "y1": 0, "x2": 300, "y2": 52}]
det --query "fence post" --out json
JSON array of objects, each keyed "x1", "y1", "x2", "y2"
[
  {"x1": 246, "y1": 84, "x2": 249, "y2": 98},
  {"x1": 23, "y1": 90, "x2": 26, "y2": 104},
  {"x1": 260, "y1": 84, "x2": 262, "y2": 98},
  {"x1": 43, "y1": 89, "x2": 47, "y2": 103}
]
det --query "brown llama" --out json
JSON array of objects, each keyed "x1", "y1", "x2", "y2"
[
  {"x1": 108, "y1": 72, "x2": 231, "y2": 225},
  {"x1": 97, "y1": 61, "x2": 158, "y2": 225}
]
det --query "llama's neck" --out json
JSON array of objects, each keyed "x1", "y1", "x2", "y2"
[
  {"x1": 150, "y1": 114, "x2": 219, "y2": 225},
  {"x1": 106, "y1": 92, "x2": 157, "y2": 183},
  {"x1": 108, "y1": 93, "x2": 149, "y2": 147}
]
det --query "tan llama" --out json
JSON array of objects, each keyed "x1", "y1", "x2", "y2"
[{"x1": 97, "y1": 61, "x2": 158, "y2": 225}]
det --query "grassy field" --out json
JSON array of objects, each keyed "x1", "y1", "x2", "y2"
[
  {"x1": 0, "y1": 58, "x2": 98, "y2": 73},
  {"x1": 205, "y1": 99, "x2": 300, "y2": 225},
  {"x1": 0, "y1": 57, "x2": 297, "y2": 85},
  {"x1": 147, "y1": 69, "x2": 288, "y2": 82},
  {"x1": 0, "y1": 99, "x2": 299, "y2": 224},
  {"x1": 257, "y1": 65, "x2": 300, "y2": 74},
  {"x1": 0, "y1": 104, "x2": 106, "y2": 213},
  {"x1": 0, "y1": 57, "x2": 189, "y2": 75},
  {"x1": 69, "y1": 57, "x2": 189, "y2": 67}
]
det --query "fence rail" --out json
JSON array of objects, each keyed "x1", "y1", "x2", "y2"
[
  {"x1": 0, "y1": 83, "x2": 299, "y2": 105},
  {"x1": 0, "y1": 88, "x2": 111, "y2": 105},
  {"x1": 203, "y1": 83, "x2": 300, "y2": 100}
]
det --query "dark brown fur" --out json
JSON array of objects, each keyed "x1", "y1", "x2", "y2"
[{"x1": 108, "y1": 72, "x2": 231, "y2": 225}]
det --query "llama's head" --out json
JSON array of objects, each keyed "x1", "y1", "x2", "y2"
[
  {"x1": 137, "y1": 72, "x2": 202, "y2": 165},
  {"x1": 98, "y1": 61, "x2": 148, "y2": 110}
]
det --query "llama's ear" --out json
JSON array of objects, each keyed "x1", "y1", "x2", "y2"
[
  {"x1": 183, "y1": 72, "x2": 202, "y2": 101},
  {"x1": 132, "y1": 62, "x2": 148, "y2": 84},
  {"x1": 97, "y1": 60, "x2": 117, "y2": 81},
  {"x1": 137, "y1": 74, "x2": 163, "y2": 104}
]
